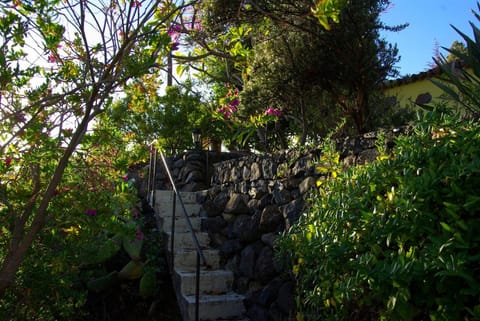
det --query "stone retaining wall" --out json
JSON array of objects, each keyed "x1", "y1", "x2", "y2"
[
  {"x1": 150, "y1": 128, "x2": 408, "y2": 321},
  {"x1": 196, "y1": 128, "x2": 407, "y2": 321}
]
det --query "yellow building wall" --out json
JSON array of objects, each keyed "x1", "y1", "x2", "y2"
[{"x1": 383, "y1": 77, "x2": 445, "y2": 108}]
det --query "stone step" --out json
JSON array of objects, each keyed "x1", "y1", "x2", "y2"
[
  {"x1": 165, "y1": 231, "x2": 210, "y2": 250},
  {"x1": 153, "y1": 190, "x2": 199, "y2": 204},
  {"x1": 159, "y1": 216, "x2": 202, "y2": 233},
  {"x1": 155, "y1": 203, "x2": 201, "y2": 219},
  {"x1": 172, "y1": 249, "x2": 221, "y2": 271},
  {"x1": 180, "y1": 292, "x2": 246, "y2": 321},
  {"x1": 176, "y1": 269, "x2": 233, "y2": 296}
]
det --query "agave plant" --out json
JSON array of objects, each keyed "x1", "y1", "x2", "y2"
[{"x1": 432, "y1": 2, "x2": 480, "y2": 116}]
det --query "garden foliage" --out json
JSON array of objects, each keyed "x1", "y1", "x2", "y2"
[
  {"x1": 433, "y1": 2, "x2": 480, "y2": 116},
  {"x1": 277, "y1": 113, "x2": 480, "y2": 321},
  {"x1": 0, "y1": 124, "x2": 163, "y2": 320}
]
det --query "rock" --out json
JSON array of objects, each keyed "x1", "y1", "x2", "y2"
[
  {"x1": 259, "y1": 205, "x2": 284, "y2": 233},
  {"x1": 242, "y1": 166, "x2": 251, "y2": 181},
  {"x1": 262, "y1": 159, "x2": 276, "y2": 179},
  {"x1": 261, "y1": 232, "x2": 278, "y2": 248},
  {"x1": 246, "y1": 304, "x2": 269, "y2": 321},
  {"x1": 202, "y1": 216, "x2": 227, "y2": 233},
  {"x1": 224, "y1": 193, "x2": 249, "y2": 214},
  {"x1": 248, "y1": 180, "x2": 268, "y2": 199},
  {"x1": 254, "y1": 246, "x2": 276, "y2": 283},
  {"x1": 272, "y1": 182, "x2": 292, "y2": 205},
  {"x1": 185, "y1": 170, "x2": 204, "y2": 183},
  {"x1": 299, "y1": 176, "x2": 316, "y2": 195},
  {"x1": 280, "y1": 199, "x2": 304, "y2": 230},
  {"x1": 220, "y1": 239, "x2": 242, "y2": 257},
  {"x1": 173, "y1": 158, "x2": 185, "y2": 168},
  {"x1": 276, "y1": 281, "x2": 295, "y2": 315},
  {"x1": 357, "y1": 148, "x2": 378, "y2": 164},
  {"x1": 250, "y1": 162, "x2": 262, "y2": 180},
  {"x1": 239, "y1": 242, "x2": 263, "y2": 278},
  {"x1": 232, "y1": 214, "x2": 261, "y2": 243},
  {"x1": 258, "y1": 277, "x2": 284, "y2": 306}
]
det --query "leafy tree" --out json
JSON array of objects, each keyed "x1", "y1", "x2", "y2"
[
  {"x1": 446, "y1": 40, "x2": 468, "y2": 62},
  {"x1": 105, "y1": 77, "x2": 204, "y2": 155},
  {"x1": 0, "y1": 0, "x2": 188, "y2": 296},
  {"x1": 179, "y1": 0, "x2": 404, "y2": 151}
]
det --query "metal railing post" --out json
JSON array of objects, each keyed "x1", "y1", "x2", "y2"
[
  {"x1": 170, "y1": 192, "x2": 176, "y2": 273},
  {"x1": 196, "y1": 252, "x2": 200, "y2": 321},
  {"x1": 151, "y1": 148, "x2": 158, "y2": 208},
  {"x1": 147, "y1": 145, "x2": 153, "y2": 204}
]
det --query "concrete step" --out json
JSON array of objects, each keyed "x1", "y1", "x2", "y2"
[
  {"x1": 155, "y1": 203, "x2": 201, "y2": 219},
  {"x1": 176, "y1": 269, "x2": 234, "y2": 296},
  {"x1": 153, "y1": 190, "x2": 199, "y2": 204},
  {"x1": 165, "y1": 231, "x2": 210, "y2": 250},
  {"x1": 159, "y1": 216, "x2": 202, "y2": 233},
  {"x1": 173, "y1": 249, "x2": 221, "y2": 271},
  {"x1": 180, "y1": 292, "x2": 246, "y2": 321}
]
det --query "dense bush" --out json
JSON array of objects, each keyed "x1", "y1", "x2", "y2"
[
  {"x1": 0, "y1": 125, "x2": 164, "y2": 320},
  {"x1": 277, "y1": 114, "x2": 480, "y2": 321}
]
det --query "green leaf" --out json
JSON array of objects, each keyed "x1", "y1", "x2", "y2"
[
  {"x1": 123, "y1": 235, "x2": 143, "y2": 261},
  {"x1": 440, "y1": 221, "x2": 453, "y2": 233}
]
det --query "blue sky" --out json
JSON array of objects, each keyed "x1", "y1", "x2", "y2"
[{"x1": 380, "y1": 0, "x2": 479, "y2": 77}]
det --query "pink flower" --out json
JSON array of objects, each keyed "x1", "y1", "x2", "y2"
[
  {"x1": 136, "y1": 229, "x2": 143, "y2": 241},
  {"x1": 48, "y1": 54, "x2": 55, "y2": 63},
  {"x1": 85, "y1": 208, "x2": 97, "y2": 216},
  {"x1": 265, "y1": 106, "x2": 282, "y2": 117},
  {"x1": 5, "y1": 157, "x2": 12, "y2": 167},
  {"x1": 131, "y1": 1, "x2": 141, "y2": 8},
  {"x1": 131, "y1": 208, "x2": 140, "y2": 218},
  {"x1": 122, "y1": 174, "x2": 128, "y2": 182}
]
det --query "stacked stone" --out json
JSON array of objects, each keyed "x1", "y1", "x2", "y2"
[
  {"x1": 198, "y1": 128, "x2": 407, "y2": 321},
  {"x1": 153, "y1": 150, "x2": 249, "y2": 192}
]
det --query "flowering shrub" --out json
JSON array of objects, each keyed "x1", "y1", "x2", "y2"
[
  {"x1": 265, "y1": 106, "x2": 282, "y2": 117},
  {"x1": 216, "y1": 86, "x2": 240, "y2": 119},
  {"x1": 210, "y1": 83, "x2": 282, "y2": 149}
]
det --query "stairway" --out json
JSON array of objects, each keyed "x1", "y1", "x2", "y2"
[{"x1": 151, "y1": 190, "x2": 247, "y2": 321}]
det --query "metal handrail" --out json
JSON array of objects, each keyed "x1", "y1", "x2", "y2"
[{"x1": 147, "y1": 142, "x2": 206, "y2": 321}]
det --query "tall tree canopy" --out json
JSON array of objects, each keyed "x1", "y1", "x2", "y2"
[
  {"x1": 0, "y1": 0, "x2": 193, "y2": 295},
  {"x1": 176, "y1": 0, "x2": 405, "y2": 150}
]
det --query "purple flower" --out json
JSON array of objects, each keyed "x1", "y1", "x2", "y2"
[
  {"x1": 136, "y1": 229, "x2": 143, "y2": 241},
  {"x1": 122, "y1": 174, "x2": 128, "y2": 182},
  {"x1": 169, "y1": 24, "x2": 182, "y2": 34},
  {"x1": 229, "y1": 98, "x2": 240, "y2": 108},
  {"x1": 85, "y1": 208, "x2": 97, "y2": 216}
]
